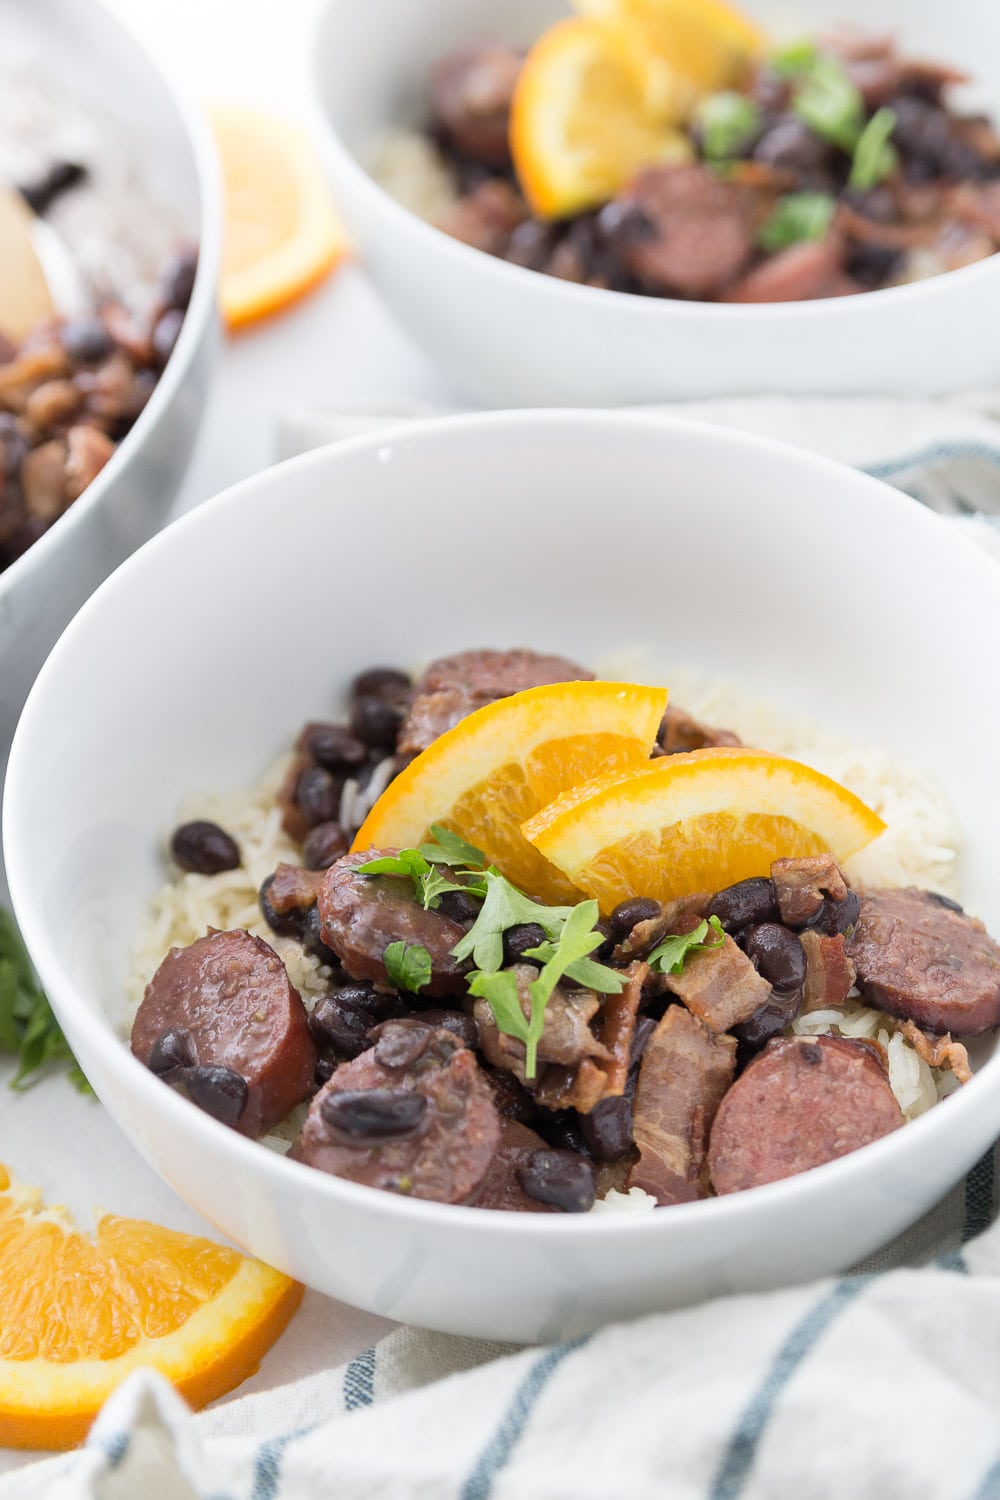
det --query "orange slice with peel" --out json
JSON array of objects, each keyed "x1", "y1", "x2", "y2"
[
  {"x1": 210, "y1": 105, "x2": 347, "y2": 330},
  {"x1": 523, "y1": 746, "x2": 886, "y2": 914},
  {"x1": 352, "y1": 680, "x2": 667, "y2": 903},
  {"x1": 575, "y1": 0, "x2": 766, "y2": 95},
  {"x1": 510, "y1": 16, "x2": 693, "y2": 219},
  {"x1": 0, "y1": 1161, "x2": 302, "y2": 1450}
]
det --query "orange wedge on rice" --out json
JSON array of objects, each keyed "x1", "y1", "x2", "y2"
[
  {"x1": 574, "y1": 0, "x2": 766, "y2": 95},
  {"x1": 352, "y1": 680, "x2": 667, "y2": 902},
  {"x1": 522, "y1": 746, "x2": 886, "y2": 914},
  {"x1": 509, "y1": 16, "x2": 693, "y2": 219},
  {"x1": 0, "y1": 1162, "x2": 302, "y2": 1449}
]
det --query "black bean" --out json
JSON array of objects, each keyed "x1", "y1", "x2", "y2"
[
  {"x1": 753, "y1": 117, "x2": 828, "y2": 171},
  {"x1": 608, "y1": 896, "x2": 661, "y2": 940},
  {"x1": 59, "y1": 318, "x2": 112, "y2": 364},
  {"x1": 302, "y1": 821, "x2": 349, "y2": 871},
  {"x1": 148, "y1": 1028, "x2": 195, "y2": 1076},
  {"x1": 580, "y1": 1094, "x2": 632, "y2": 1161},
  {"x1": 535, "y1": 1109, "x2": 590, "y2": 1156},
  {"x1": 352, "y1": 667, "x2": 411, "y2": 699},
  {"x1": 803, "y1": 888, "x2": 861, "y2": 937},
  {"x1": 401, "y1": 1008, "x2": 479, "y2": 1051},
  {"x1": 302, "y1": 904, "x2": 341, "y2": 967},
  {"x1": 19, "y1": 159, "x2": 86, "y2": 215},
  {"x1": 741, "y1": 923, "x2": 807, "y2": 993},
  {"x1": 315, "y1": 1056, "x2": 336, "y2": 1086},
  {"x1": 309, "y1": 994, "x2": 375, "y2": 1058},
  {"x1": 505, "y1": 218, "x2": 559, "y2": 270},
  {"x1": 502, "y1": 922, "x2": 547, "y2": 966},
  {"x1": 304, "y1": 724, "x2": 368, "y2": 772},
  {"x1": 152, "y1": 308, "x2": 184, "y2": 367},
  {"x1": 436, "y1": 888, "x2": 483, "y2": 923},
  {"x1": 596, "y1": 199, "x2": 658, "y2": 246},
  {"x1": 321, "y1": 1087, "x2": 427, "y2": 1139},
  {"x1": 733, "y1": 989, "x2": 803, "y2": 1049},
  {"x1": 845, "y1": 242, "x2": 903, "y2": 290},
  {"x1": 926, "y1": 891, "x2": 964, "y2": 913},
  {"x1": 709, "y1": 878, "x2": 778, "y2": 933},
  {"x1": 159, "y1": 247, "x2": 199, "y2": 310},
  {"x1": 259, "y1": 874, "x2": 307, "y2": 940},
  {"x1": 350, "y1": 694, "x2": 406, "y2": 750},
  {"x1": 338, "y1": 981, "x2": 402, "y2": 1021},
  {"x1": 373, "y1": 1022, "x2": 433, "y2": 1069},
  {"x1": 184, "y1": 1065, "x2": 248, "y2": 1126},
  {"x1": 170, "y1": 819, "x2": 241, "y2": 874},
  {"x1": 841, "y1": 185, "x2": 896, "y2": 223},
  {"x1": 517, "y1": 1149, "x2": 596, "y2": 1213},
  {"x1": 296, "y1": 765, "x2": 341, "y2": 828},
  {"x1": 593, "y1": 919, "x2": 616, "y2": 960}
]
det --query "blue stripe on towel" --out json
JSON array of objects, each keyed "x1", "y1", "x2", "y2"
[
  {"x1": 864, "y1": 440, "x2": 1000, "y2": 482},
  {"x1": 460, "y1": 1336, "x2": 589, "y2": 1500},
  {"x1": 250, "y1": 1425, "x2": 316, "y2": 1500},
  {"x1": 970, "y1": 1453, "x2": 1000, "y2": 1500},
  {"x1": 343, "y1": 1344, "x2": 377, "y2": 1410},
  {"x1": 962, "y1": 1147, "x2": 996, "y2": 1244},
  {"x1": 710, "y1": 1276, "x2": 873, "y2": 1500}
]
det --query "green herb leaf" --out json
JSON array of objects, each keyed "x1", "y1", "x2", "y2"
[
  {"x1": 450, "y1": 871, "x2": 575, "y2": 974},
  {"x1": 383, "y1": 940, "x2": 433, "y2": 994},
  {"x1": 648, "y1": 916, "x2": 726, "y2": 976},
  {"x1": 467, "y1": 970, "x2": 530, "y2": 1046},
  {"x1": 791, "y1": 53, "x2": 863, "y2": 150},
  {"x1": 0, "y1": 908, "x2": 90, "y2": 1092},
  {"x1": 770, "y1": 38, "x2": 819, "y2": 77},
  {"x1": 849, "y1": 106, "x2": 897, "y2": 191},
  {"x1": 695, "y1": 91, "x2": 761, "y2": 161},
  {"x1": 356, "y1": 848, "x2": 432, "y2": 892},
  {"x1": 418, "y1": 825, "x2": 487, "y2": 869},
  {"x1": 757, "y1": 191, "x2": 836, "y2": 250}
]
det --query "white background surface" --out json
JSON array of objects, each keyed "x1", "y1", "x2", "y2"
[{"x1": 1, "y1": 0, "x2": 466, "y2": 1475}]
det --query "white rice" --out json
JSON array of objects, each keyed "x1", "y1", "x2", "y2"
[
  {"x1": 373, "y1": 129, "x2": 458, "y2": 225},
  {"x1": 127, "y1": 674, "x2": 968, "y2": 1198}
]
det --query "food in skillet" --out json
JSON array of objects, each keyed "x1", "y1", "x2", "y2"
[
  {"x1": 127, "y1": 649, "x2": 992, "y2": 1213},
  {"x1": 380, "y1": 0, "x2": 1000, "y2": 302}
]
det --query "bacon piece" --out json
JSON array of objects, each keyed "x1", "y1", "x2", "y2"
[
  {"x1": 800, "y1": 930, "x2": 857, "y2": 1011},
  {"x1": 721, "y1": 236, "x2": 858, "y2": 304},
  {"x1": 771, "y1": 854, "x2": 848, "y2": 927},
  {"x1": 627, "y1": 1005, "x2": 736, "y2": 1204},
  {"x1": 614, "y1": 892, "x2": 711, "y2": 963},
  {"x1": 662, "y1": 933, "x2": 771, "y2": 1034},
  {"x1": 897, "y1": 1020, "x2": 972, "y2": 1085},
  {"x1": 267, "y1": 861, "x2": 323, "y2": 916},
  {"x1": 658, "y1": 705, "x2": 741, "y2": 754}
]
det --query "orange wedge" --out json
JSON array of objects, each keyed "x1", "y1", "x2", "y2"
[
  {"x1": 575, "y1": 0, "x2": 766, "y2": 94},
  {"x1": 0, "y1": 1161, "x2": 302, "y2": 1449},
  {"x1": 210, "y1": 105, "x2": 347, "y2": 330},
  {"x1": 523, "y1": 746, "x2": 886, "y2": 914},
  {"x1": 510, "y1": 16, "x2": 693, "y2": 219},
  {"x1": 352, "y1": 680, "x2": 667, "y2": 902}
]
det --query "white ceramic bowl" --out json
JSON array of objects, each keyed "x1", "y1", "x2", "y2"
[
  {"x1": 313, "y1": 0, "x2": 1000, "y2": 405},
  {"x1": 0, "y1": 0, "x2": 221, "y2": 859},
  {"x1": 6, "y1": 410, "x2": 1000, "y2": 1343}
]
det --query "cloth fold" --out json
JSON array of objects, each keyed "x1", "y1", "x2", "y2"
[{"x1": 9, "y1": 393, "x2": 1000, "y2": 1500}]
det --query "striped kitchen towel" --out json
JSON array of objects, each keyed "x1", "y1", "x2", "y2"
[{"x1": 7, "y1": 396, "x2": 1000, "y2": 1500}]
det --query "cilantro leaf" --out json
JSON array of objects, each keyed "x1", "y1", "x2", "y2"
[
  {"x1": 849, "y1": 106, "x2": 897, "y2": 191},
  {"x1": 356, "y1": 849, "x2": 431, "y2": 904},
  {"x1": 450, "y1": 871, "x2": 575, "y2": 973},
  {"x1": 695, "y1": 91, "x2": 761, "y2": 161},
  {"x1": 383, "y1": 941, "x2": 433, "y2": 994},
  {"x1": 467, "y1": 970, "x2": 531, "y2": 1047},
  {"x1": 757, "y1": 191, "x2": 836, "y2": 251},
  {"x1": 419, "y1": 865, "x2": 487, "y2": 912},
  {"x1": 770, "y1": 38, "x2": 820, "y2": 76},
  {"x1": 0, "y1": 907, "x2": 90, "y2": 1092},
  {"x1": 648, "y1": 916, "x2": 726, "y2": 976},
  {"x1": 418, "y1": 825, "x2": 487, "y2": 869}
]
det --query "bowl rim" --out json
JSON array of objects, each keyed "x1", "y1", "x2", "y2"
[
  {"x1": 7, "y1": 405, "x2": 1000, "y2": 1242},
  {"x1": 309, "y1": 0, "x2": 1000, "y2": 324},
  {"x1": 0, "y1": 0, "x2": 223, "y2": 603}
]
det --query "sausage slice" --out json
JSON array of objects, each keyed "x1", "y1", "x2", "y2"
[
  {"x1": 131, "y1": 929, "x2": 317, "y2": 1138},
  {"x1": 292, "y1": 1024, "x2": 500, "y2": 1204},
  {"x1": 317, "y1": 849, "x2": 471, "y2": 997},
  {"x1": 846, "y1": 887, "x2": 1000, "y2": 1036},
  {"x1": 708, "y1": 1034, "x2": 904, "y2": 1195}
]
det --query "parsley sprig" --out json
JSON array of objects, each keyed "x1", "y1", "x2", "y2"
[
  {"x1": 647, "y1": 916, "x2": 726, "y2": 975},
  {"x1": 0, "y1": 908, "x2": 89, "y2": 1092},
  {"x1": 358, "y1": 825, "x2": 489, "y2": 911}
]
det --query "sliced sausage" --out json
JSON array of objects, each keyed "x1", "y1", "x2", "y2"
[
  {"x1": 399, "y1": 647, "x2": 593, "y2": 755},
  {"x1": 708, "y1": 1033, "x2": 904, "y2": 1195},
  {"x1": 721, "y1": 235, "x2": 858, "y2": 303},
  {"x1": 428, "y1": 43, "x2": 522, "y2": 167},
  {"x1": 612, "y1": 164, "x2": 755, "y2": 298},
  {"x1": 292, "y1": 1025, "x2": 500, "y2": 1204},
  {"x1": 846, "y1": 887, "x2": 1000, "y2": 1036},
  {"x1": 131, "y1": 929, "x2": 317, "y2": 1138},
  {"x1": 658, "y1": 705, "x2": 741, "y2": 754},
  {"x1": 317, "y1": 849, "x2": 470, "y2": 997}
]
